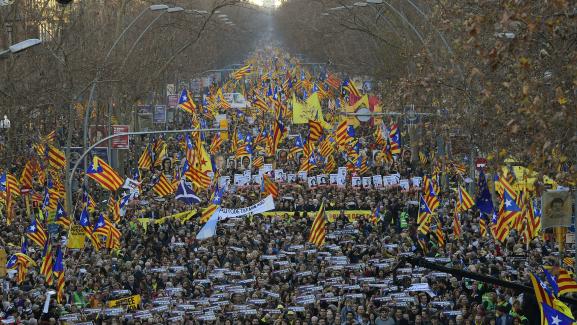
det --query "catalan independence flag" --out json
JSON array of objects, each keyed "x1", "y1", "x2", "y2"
[
  {"x1": 26, "y1": 218, "x2": 47, "y2": 247},
  {"x1": 138, "y1": 145, "x2": 153, "y2": 170},
  {"x1": 79, "y1": 207, "x2": 100, "y2": 251},
  {"x1": 54, "y1": 202, "x2": 71, "y2": 229},
  {"x1": 40, "y1": 241, "x2": 54, "y2": 285},
  {"x1": 178, "y1": 88, "x2": 196, "y2": 114},
  {"x1": 388, "y1": 123, "x2": 401, "y2": 155},
  {"x1": 232, "y1": 64, "x2": 251, "y2": 80},
  {"x1": 529, "y1": 272, "x2": 555, "y2": 324},
  {"x1": 457, "y1": 186, "x2": 474, "y2": 211},
  {"x1": 185, "y1": 165, "x2": 211, "y2": 189},
  {"x1": 86, "y1": 156, "x2": 123, "y2": 191},
  {"x1": 342, "y1": 78, "x2": 361, "y2": 98},
  {"x1": 546, "y1": 266, "x2": 577, "y2": 296},
  {"x1": 53, "y1": 247, "x2": 65, "y2": 303},
  {"x1": 308, "y1": 203, "x2": 326, "y2": 247},
  {"x1": 19, "y1": 160, "x2": 35, "y2": 190},
  {"x1": 152, "y1": 174, "x2": 175, "y2": 197}
]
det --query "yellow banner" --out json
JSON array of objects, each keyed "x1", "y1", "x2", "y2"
[
  {"x1": 67, "y1": 224, "x2": 85, "y2": 249},
  {"x1": 107, "y1": 294, "x2": 141, "y2": 309},
  {"x1": 137, "y1": 209, "x2": 197, "y2": 232},
  {"x1": 262, "y1": 210, "x2": 371, "y2": 223}
]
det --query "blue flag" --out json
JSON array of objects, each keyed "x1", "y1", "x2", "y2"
[
  {"x1": 175, "y1": 180, "x2": 200, "y2": 205},
  {"x1": 542, "y1": 302, "x2": 575, "y2": 325},
  {"x1": 475, "y1": 171, "x2": 494, "y2": 215}
]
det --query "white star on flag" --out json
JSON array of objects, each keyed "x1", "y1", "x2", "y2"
[
  {"x1": 505, "y1": 199, "x2": 512, "y2": 207},
  {"x1": 551, "y1": 315, "x2": 562, "y2": 325}
]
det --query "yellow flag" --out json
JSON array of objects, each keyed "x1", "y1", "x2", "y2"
[
  {"x1": 292, "y1": 93, "x2": 330, "y2": 129},
  {"x1": 305, "y1": 93, "x2": 331, "y2": 129},
  {"x1": 195, "y1": 142, "x2": 213, "y2": 173},
  {"x1": 291, "y1": 94, "x2": 308, "y2": 124}
]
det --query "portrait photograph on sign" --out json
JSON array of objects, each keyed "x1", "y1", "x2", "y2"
[{"x1": 541, "y1": 190, "x2": 573, "y2": 229}]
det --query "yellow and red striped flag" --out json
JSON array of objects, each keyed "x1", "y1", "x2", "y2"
[
  {"x1": 263, "y1": 175, "x2": 279, "y2": 198},
  {"x1": 200, "y1": 204, "x2": 218, "y2": 223},
  {"x1": 308, "y1": 120, "x2": 323, "y2": 142},
  {"x1": 19, "y1": 160, "x2": 36, "y2": 190},
  {"x1": 453, "y1": 208, "x2": 461, "y2": 238},
  {"x1": 47, "y1": 145, "x2": 66, "y2": 170},
  {"x1": 152, "y1": 174, "x2": 175, "y2": 197},
  {"x1": 308, "y1": 203, "x2": 326, "y2": 247},
  {"x1": 457, "y1": 186, "x2": 474, "y2": 211},
  {"x1": 138, "y1": 145, "x2": 153, "y2": 170},
  {"x1": 86, "y1": 156, "x2": 123, "y2": 191}
]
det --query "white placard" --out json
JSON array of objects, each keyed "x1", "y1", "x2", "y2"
[
  {"x1": 411, "y1": 177, "x2": 422, "y2": 188},
  {"x1": 317, "y1": 174, "x2": 329, "y2": 186},
  {"x1": 297, "y1": 171, "x2": 307, "y2": 181},
  {"x1": 362, "y1": 177, "x2": 372, "y2": 189},
  {"x1": 372, "y1": 175, "x2": 383, "y2": 188},
  {"x1": 287, "y1": 174, "x2": 296, "y2": 183},
  {"x1": 275, "y1": 169, "x2": 285, "y2": 182},
  {"x1": 308, "y1": 176, "x2": 318, "y2": 188},
  {"x1": 330, "y1": 174, "x2": 338, "y2": 185},
  {"x1": 263, "y1": 164, "x2": 273, "y2": 173},
  {"x1": 234, "y1": 174, "x2": 245, "y2": 186},
  {"x1": 399, "y1": 179, "x2": 410, "y2": 191},
  {"x1": 351, "y1": 176, "x2": 361, "y2": 188},
  {"x1": 338, "y1": 167, "x2": 347, "y2": 178},
  {"x1": 220, "y1": 176, "x2": 231, "y2": 191},
  {"x1": 337, "y1": 174, "x2": 346, "y2": 187}
]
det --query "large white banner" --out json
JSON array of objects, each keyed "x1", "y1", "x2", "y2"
[
  {"x1": 196, "y1": 195, "x2": 276, "y2": 240},
  {"x1": 218, "y1": 195, "x2": 276, "y2": 220}
]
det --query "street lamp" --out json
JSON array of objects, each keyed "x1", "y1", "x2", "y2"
[
  {"x1": 83, "y1": 4, "x2": 168, "y2": 174},
  {"x1": 0, "y1": 39, "x2": 42, "y2": 58},
  {"x1": 119, "y1": 6, "x2": 184, "y2": 72},
  {"x1": 0, "y1": 115, "x2": 10, "y2": 129}
]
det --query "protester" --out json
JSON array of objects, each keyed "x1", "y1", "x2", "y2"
[{"x1": 0, "y1": 47, "x2": 573, "y2": 325}]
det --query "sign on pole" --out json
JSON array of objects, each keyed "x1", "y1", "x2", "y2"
[
  {"x1": 154, "y1": 105, "x2": 167, "y2": 124},
  {"x1": 88, "y1": 125, "x2": 129, "y2": 149},
  {"x1": 167, "y1": 95, "x2": 178, "y2": 109},
  {"x1": 111, "y1": 125, "x2": 129, "y2": 149}
]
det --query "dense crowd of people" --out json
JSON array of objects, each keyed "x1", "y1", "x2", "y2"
[{"x1": 0, "y1": 48, "x2": 573, "y2": 325}]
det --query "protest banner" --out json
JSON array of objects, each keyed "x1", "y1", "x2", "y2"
[
  {"x1": 107, "y1": 294, "x2": 142, "y2": 309},
  {"x1": 67, "y1": 225, "x2": 86, "y2": 249}
]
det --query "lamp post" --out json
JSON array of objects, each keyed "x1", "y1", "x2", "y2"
[
  {"x1": 0, "y1": 115, "x2": 11, "y2": 168},
  {"x1": 119, "y1": 7, "x2": 184, "y2": 72},
  {"x1": 0, "y1": 38, "x2": 42, "y2": 58},
  {"x1": 82, "y1": 4, "x2": 169, "y2": 174}
]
